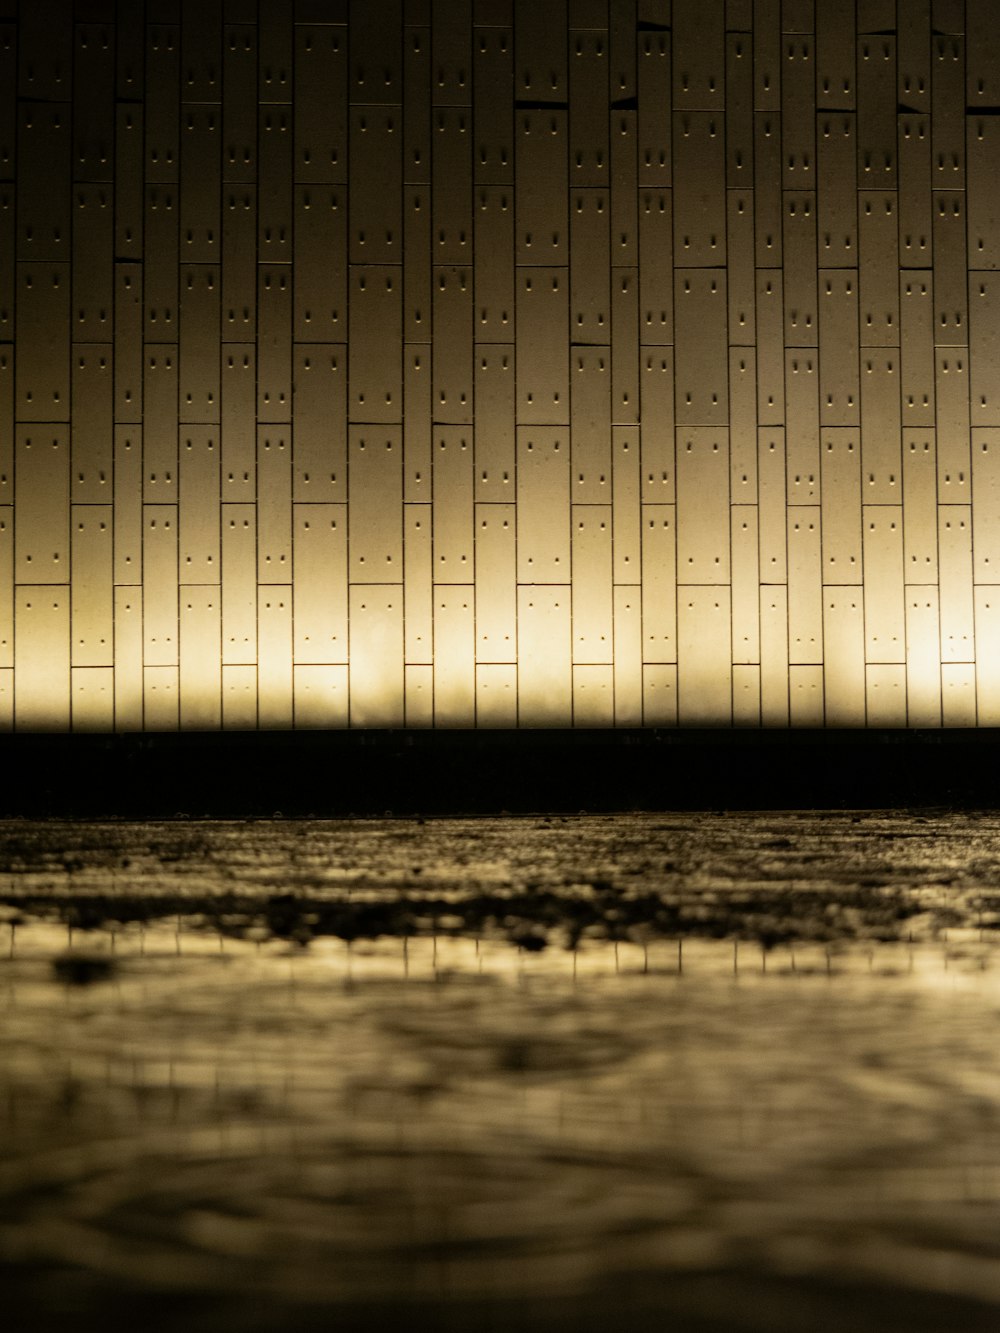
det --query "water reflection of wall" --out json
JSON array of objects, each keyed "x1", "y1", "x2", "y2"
[{"x1": 4, "y1": 2, "x2": 1000, "y2": 730}]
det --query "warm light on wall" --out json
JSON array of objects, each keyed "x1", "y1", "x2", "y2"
[{"x1": 2, "y1": 1, "x2": 999, "y2": 729}]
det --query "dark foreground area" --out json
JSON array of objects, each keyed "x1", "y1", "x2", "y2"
[
  {"x1": 2, "y1": 813, "x2": 1000, "y2": 1331},
  {"x1": 3, "y1": 728, "x2": 1000, "y2": 816}
]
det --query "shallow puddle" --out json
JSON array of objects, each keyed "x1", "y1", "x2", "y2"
[{"x1": 2, "y1": 813, "x2": 1000, "y2": 1330}]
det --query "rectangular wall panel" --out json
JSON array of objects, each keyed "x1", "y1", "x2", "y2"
[
  {"x1": 476, "y1": 663, "x2": 517, "y2": 727},
  {"x1": 790, "y1": 665, "x2": 825, "y2": 728},
  {"x1": 257, "y1": 586, "x2": 293, "y2": 728},
  {"x1": 823, "y1": 589, "x2": 865, "y2": 724},
  {"x1": 613, "y1": 585, "x2": 642, "y2": 726},
  {"x1": 674, "y1": 272, "x2": 728, "y2": 425},
  {"x1": 678, "y1": 588, "x2": 732, "y2": 724},
  {"x1": 257, "y1": 428, "x2": 291, "y2": 582},
  {"x1": 71, "y1": 506, "x2": 113, "y2": 666},
  {"x1": 294, "y1": 504, "x2": 348, "y2": 664},
  {"x1": 862, "y1": 506, "x2": 905, "y2": 662},
  {"x1": 223, "y1": 664, "x2": 257, "y2": 730},
  {"x1": 348, "y1": 267, "x2": 402, "y2": 422},
  {"x1": 143, "y1": 666, "x2": 179, "y2": 732},
  {"x1": 517, "y1": 429, "x2": 570, "y2": 581},
  {"x1": 572, "y1": 506, "x2": 613, "y2": 664},
  {"x1": 293, "y1": 345, "x2": 347, "y2": 500},
  {"x1": 515, "y1": 268, "x2": 569, "y2": 425},
  {"x1": 222, "y1": 504, "x2": 256, "y2": 664},
  {"x1": 349, "y1": 586, "x2": 405, "y2": 726},
  {"x1": 760, "y1": 585, "x2": 789, "y2": 726},
  {"x1": 939, "y1": 506, "x2": 974, "y2": 663},
  {"x1": 16, "y1": 430, "x2": 69, "y2": 583},
  {"x1": 518, "y1": 586, "x2": 571, "y2": 726},
  {"x1": 348, "y1": 430, "x2": 403, "y2": 582},
  {"x1": 113, "y1": 588, "x2": 143, "y2": 731},
  {"x1": 294, "y1": 26, "x2": 347, "y2": 183},
  {"x1": 476, "y1": 503, "x2": 516, "y2": 663},
  {"x1": 974, "y1": 588, "x2": 1000, "y2": 725},
  {"x1": 573, "y1": 665, "x2": 614, "y2": 728},
  {"x1": 0, "y1": 508, "x2": 10, "y2": 669},
  {"x1": 15, "y1": 589, "x2": 70, "y2": 730},
  {"x1": 295, "y1": 665, "x2": 349, "y2": 730},
  {"x1": 179, "y1": 586, "x2": 222, "y2": 730},
  {"x1": 294, "y1": 188, "x2": 346, "y2": 343},
  {"x1": 16, "y1": 265, "x2": 71, "y2": 423},
  {"x1": 905, "y1": 588, "x2": 941, "y2": 727},
  {"x1": 676, "y1": 430, "x2": 730, "y2": 582},
  {"x1": 434, "y1": 587, "x2": 475, "y2": 725},
  {"x1": 787, "y1": 507, "x2": 822, "y2": 663},
  {"x1": 72, "y1": 667, "x2": 115, "y2": 733}
]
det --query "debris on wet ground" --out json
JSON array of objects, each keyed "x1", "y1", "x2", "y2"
[
  {"x1": 51, "y1": 951, "x2": 118, "y2": 986},
  {"x1": 0, "y1": 811, "x2": 998, "y2": 954}
]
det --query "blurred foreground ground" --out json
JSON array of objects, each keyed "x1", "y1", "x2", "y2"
[{"x1": 2, "y1": 812, "x2": 1000, "y2": 1331}]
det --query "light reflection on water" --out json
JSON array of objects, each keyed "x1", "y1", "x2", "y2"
[{"x1": 2, "y1": 814, "x2": 1000, "y2": 1331}]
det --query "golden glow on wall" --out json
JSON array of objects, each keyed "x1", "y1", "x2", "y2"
[{"x1": 2, "y1": 0, "x2": 1000, "y2": 729}]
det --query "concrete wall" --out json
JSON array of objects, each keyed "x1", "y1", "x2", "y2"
[{"x1": 3, "y1": 0, "x2": 998, "y2": 728}]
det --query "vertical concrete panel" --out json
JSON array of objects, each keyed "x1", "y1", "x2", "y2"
[
  {"x1": 515, "y1": 267, "x2": 569, "y2": 425},
  {"x1": 570, "y1": 30, "x2": 609, "y2": 188},
  {"x1": 293, "y1": 504, "x2": 348, "y2": 664},
  {"x1": 404, "y1": 502, "x2": 433, "y2": 663},
  {"x1": 179, "y1": 585, "x2": 222, "y2": 729},
  {"x1": 144, "y1": 666, "x2": 179, "y2": 731},
  {"x1": 257, "y1": 586, "x2": 293, "y2": 728},
  {"x1": 787, "y1": 507, "x2": 822, "y2": 663},
  {"x1": 476, "y1": 663, "x2": 517, "y2": 727},
  {"x1": 790, "y1": 665, "x2": 825, "y2": 727},
  {"x1": 862, "y1": 507, "x2": 905, "y2": 663},
  {"x1": 295, "y1": 665, "x2": 350, "y2": 730},
  {"x1": 15, "y1": 430, "x2": 70, "y2": 582},
  {"x1": 0, "y1": 508, "x2": 10, "y2": 669},
  {"x1": 15, "y1": 590, "x2": 71, "y2": 730},
  {"x1": 114, "y1": 589, "x2": 144, "y2": 731},
  {"x1": 71, "y1": 506, "x2": 113, "y2": 666},
  {"x1": 571, "y1": 349, "x2": 613, "y2": 504},
  {"x1": 823, "y1": 589, "x2": 865, "y2": 724},
  {"x1": 222, "y1": 504, "x2": 257, "y2": 665},
  {"x1": 939, "y1": 506, "x2": 975, "y2": 663},
  {"x1": 573, "y1": 664, "x2": 614, "y2": 727},
  {"x1": 294, "y1": 26, "x2": 347, "y2": 183},
  {"x1": 678, "y1": 588, "x2": 732, "y2": 724},
  {"x1": 72, "y1": 667, "x2": 115, "y2": 732},
  {"x1": 902, "y1": 430, "x2": 938, "y2": 583},
  {"x1": 573, "y1": 505, "x2": 613, "y2": 663},
  {"x1": 257, "y1": 428, "x2": 292, "y2": 583},
  {"x1": 760, "y1": 585, "x2": 789, "y2": 725},
  {"x1": 222, "y1": 664, "x2": 258, "y2": 729},
  {"x1": 476, "y1": 503, "x2": 516, "y2": 663},
  {"x1": 518, "y1": 586, "x2": 571, "y2": 726},
  {"x1": 905, "y1": 588, "x2": 941, "y2": 727},
  {"x1": 613, "y1": 585, "x2": 642, "y2": 725},
  {"x1": 731, "y1": 506, "x2": 760, "y2": 664},
  {"x1": 292, "y1": 345, "x2": 347, "y2": 500},
  {"x1": 434, "y1": 586, "x2": 475, "y2": 725},
  {"x1": 676, "y1": 429, "x2": 730, "y2": 582},
  {"x1": 732, "y1": 664, "x2": 761, "y2": 727},
  {"x1": 517, "y1": 429, "x2": 571, "y2": 581},
  {"x1": 349, "y1": 586, "x2": 405, "y2": 726},
  {"x1": 349, "y1": 429, "x2": 403, "y2": 582}
]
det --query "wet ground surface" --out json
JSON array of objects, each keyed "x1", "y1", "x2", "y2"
[{"x1": 3, "y1": 812, "x2": 1000, "y2": 1331}]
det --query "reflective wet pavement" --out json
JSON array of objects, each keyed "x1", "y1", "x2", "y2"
[{"x1": 2, "y1": 813, "x2": 1000, "y2": 1331}]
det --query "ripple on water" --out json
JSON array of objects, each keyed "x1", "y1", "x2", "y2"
[{"x1": 2, "y1": 815, "x2": 1000, "y2": 1330}]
